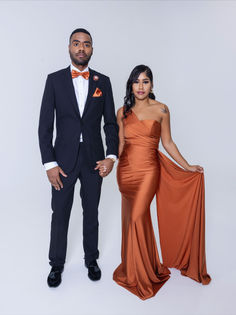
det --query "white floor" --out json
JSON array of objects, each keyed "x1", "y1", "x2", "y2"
[{"x1": 1, "y1": 171, "x2": 235, "y2": 315}]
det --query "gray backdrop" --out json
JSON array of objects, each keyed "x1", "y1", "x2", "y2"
[{"x1": 0, "y1": 1, "x2": 235, "y2": 315}]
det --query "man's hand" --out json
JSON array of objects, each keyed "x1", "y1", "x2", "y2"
[
  {"x1": 94, "y1": 158, "x2": 115, "y2": 177},
  {"x1": 46, "y1": 166, "x2": 67, "y2": 190}
]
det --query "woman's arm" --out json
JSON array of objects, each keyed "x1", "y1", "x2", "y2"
[
  {"x1": 159, "y1": 104, "x2": 203, "y2": 173},
  {"x1": 117, "y1": 107, "x2": 125, "y2": 157}
]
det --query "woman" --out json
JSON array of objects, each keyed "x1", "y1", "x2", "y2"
[{"x1": 112, "y1": 65, "x2": 211, "y2": 300}]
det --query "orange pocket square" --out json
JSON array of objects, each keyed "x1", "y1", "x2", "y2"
[{"x1": 93, "y1": 87, "x2": 102, "y2": 97}]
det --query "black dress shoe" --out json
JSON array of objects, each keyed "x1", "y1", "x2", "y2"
[
  {"x1": 47, "y1": 266, "x2": 64, "y2": 287},
  {"x1": 85, "y1": 260, "x2": 101, "y2": 281}
]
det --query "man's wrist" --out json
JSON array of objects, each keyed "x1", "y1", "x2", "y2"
[
  {"x1": 106, "y1": 154, "x2": 117, "y2": 163},
  {"x1": 107, "y1": 157, "x2": 115, "y2": 163},
  {"x1": 44, "y1": 161, "x2": 58, "y2": 171}
]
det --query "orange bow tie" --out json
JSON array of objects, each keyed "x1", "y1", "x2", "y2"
[{"x1": 71, "y1": 70, "x2": 90, "y2": 80}]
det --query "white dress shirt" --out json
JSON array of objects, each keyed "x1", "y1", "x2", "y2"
[
  {"x1": 44, "y1": 64, "x2": 117, "y2": 171},
  {"x1": 71, "y1": 63, "x2": 89, "y2": 132}
]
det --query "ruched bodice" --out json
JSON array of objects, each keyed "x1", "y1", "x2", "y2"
[
  {"x1": 123, "y1": 114, "x2": 161, "y2": 147},
  {"x1": 113, "y1": 110, "x2": 211, "y2": 300}
]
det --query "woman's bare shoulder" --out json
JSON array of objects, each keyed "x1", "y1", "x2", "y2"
[{"x1": 149, "y1": 100, "x2": 169, "y2": 114}]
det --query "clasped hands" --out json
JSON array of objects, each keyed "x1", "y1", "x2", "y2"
[{"x1": 94, "y1": 158, "x2": 115, "y2": 177}]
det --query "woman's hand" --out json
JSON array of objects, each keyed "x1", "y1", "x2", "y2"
[{"x1": 185, "y1": 165, "x2": 204, "y2": 173}]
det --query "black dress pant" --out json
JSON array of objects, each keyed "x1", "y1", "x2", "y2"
[{"x1": 49, "y1": 143, "x2": 103, "y2": 266}]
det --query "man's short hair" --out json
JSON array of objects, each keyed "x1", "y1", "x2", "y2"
[{"x1": 69, "y1": 28, "x2": 93, "y2": 44}]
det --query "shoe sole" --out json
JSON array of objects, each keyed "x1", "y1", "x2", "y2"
[
  {"x1": 88, "y1": 273, "x2": 101, "y2": 281},
  {"x1": 47, "y1": 280, "x2": 62, "y2": 288}
]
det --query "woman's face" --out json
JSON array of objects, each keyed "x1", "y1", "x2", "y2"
[{"x1": 132, "y1": 72, "x2": 152, "y2": 100}]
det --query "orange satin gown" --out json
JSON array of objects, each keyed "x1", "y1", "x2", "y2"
[{"x1": 113, "y1": 110, "x2": 211, "y2": 300}]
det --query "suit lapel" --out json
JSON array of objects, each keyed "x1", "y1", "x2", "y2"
[
  {"x1": 82, "y1": 68, "x2": 96, "y2": 118},
  {"x1": 64, "y1": 66, "x2": 81, "y2": 119}
]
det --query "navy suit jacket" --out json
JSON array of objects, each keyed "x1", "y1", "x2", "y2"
[{"x1": 38, "y1": 66, "x2": 119, "y2": 173}]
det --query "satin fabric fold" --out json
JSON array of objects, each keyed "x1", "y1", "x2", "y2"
[
  {"x1": 113, "y1": 111, "x2": 211, "y2": 300},
  {"x1": 157, "y1": 151, "x2": 211, "y2": 284}
]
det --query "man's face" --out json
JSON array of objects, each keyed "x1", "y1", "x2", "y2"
[{"x1": 69, "y1": 32, "x2": 93, "y2": 67}]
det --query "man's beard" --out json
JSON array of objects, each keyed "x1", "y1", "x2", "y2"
[{"x1": 69, "y1": 51, "x2": 92, "y2": 67}]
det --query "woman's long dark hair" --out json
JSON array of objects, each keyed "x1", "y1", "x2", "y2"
[{"x1": 123, "y1": 65, "x2": 156, "y2": 118}]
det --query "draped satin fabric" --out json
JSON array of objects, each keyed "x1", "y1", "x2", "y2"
[{"x1": 113, "y1": 110, "x2": 211, "y2": 300}]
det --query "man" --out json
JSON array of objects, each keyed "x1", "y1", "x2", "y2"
[{"x1": 38, "y1": 28, "x2": 119, "y2": 287}]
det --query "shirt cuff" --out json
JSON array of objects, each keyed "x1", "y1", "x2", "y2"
[
  {"x1": 44, "y1": 161, "x2": 58, "y2": 171},
  {"x1": 106, "y1": 154, "x2": 117, "y2": 162}
]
